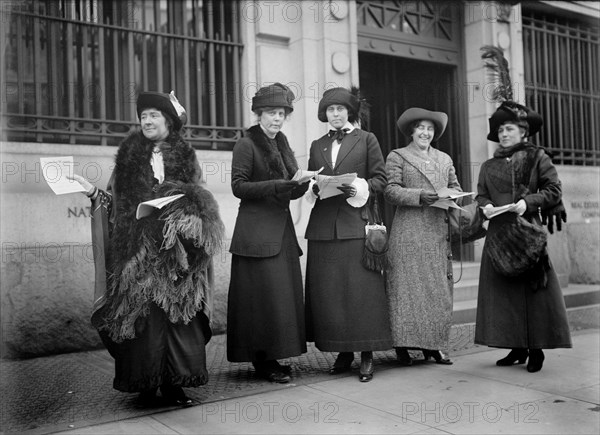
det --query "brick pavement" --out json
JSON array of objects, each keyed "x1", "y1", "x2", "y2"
[
  {"x1": 0, "y1": 324, "x2": 481, "y2": 434},
  {"x1": 3, "y1": 309, "x2": 598, "y2": 435}
]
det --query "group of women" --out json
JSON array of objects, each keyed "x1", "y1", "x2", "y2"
[
  {"x1": 226, "y1": 83, "x2": 572, "y2": 386},
  {"x1": 73, "y1": 82, "x2": 571, "y2": 407}
]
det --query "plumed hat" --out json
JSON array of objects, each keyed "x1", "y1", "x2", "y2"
[
  {"x1": 137, "y1": 91, "x2": 187, "y2": 131},
  {"x1": 486, "y1": 101, "x2": 543, "y2": 142},
  {"x1": 251, "y1": 83, "x2": 295, "y2": 113},
  {"x1": 396, "y1": 107, "x2": 448, "y2": 142},
  {"x1": 481, "y1": 45, "x2": 543, "y2": 142},
  {"x1": 317, "y1": 87, "x2": 360, "y2": 123}
]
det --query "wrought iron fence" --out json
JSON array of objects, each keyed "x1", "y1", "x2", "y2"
[
  {"x1": 523, "y1": 9, "x2": 599, "y2": 166},
  {"x1": 1, "y1": 0, "x2": 244, "y2": 149}
]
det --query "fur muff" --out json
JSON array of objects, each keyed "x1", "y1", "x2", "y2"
[
  {"x1": 99, "y1": 130, "x2": 225, "y2": 342},
  {"x1": 245, "y1": 125, "x2": 298, "y2": 179}
]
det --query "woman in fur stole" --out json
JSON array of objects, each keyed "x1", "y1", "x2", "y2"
[
  {"x1": 304, "y1": 87, "x2": 392, "y2": 383},
  {"x1": 475, "y1": 46, "x2": 571, "y2": 373},
  {"x1": 71, "y1": 91, "x2": 224, "y2": 405},
  {"x1": 227, "y1": 83, "x2": 309, "y2": 384},
  {"x1": 475, "y1": 100, "x2": 572, "y2": 372}
]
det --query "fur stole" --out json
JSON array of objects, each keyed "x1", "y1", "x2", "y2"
[
  {"x1": 99, "y1": 130, "x2": 225, "y2": 342},
  {"x1": 245, "y1": 125, "x2": 298, "y2": 179}
]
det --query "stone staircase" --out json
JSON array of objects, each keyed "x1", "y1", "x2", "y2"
[{"x1": 452, "y1": 262, "x2": 600, "y2": 325}]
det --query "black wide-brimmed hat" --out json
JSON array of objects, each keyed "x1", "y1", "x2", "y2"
[
  {"x1": 251, "y1": 83, "x2": 295, "y2": 113},
  {"x1": 317, "y1": 87, "x2": 361, "y2": 123},
  {"x1": 137, "y1": 91, "x2": 187, "y2": 131},
  {"x1": 487, "y1": 101, "x2": 543, "y2": 142},
  {"x1": 396, "y1": 107, "x2": 448, "y2": 142}
]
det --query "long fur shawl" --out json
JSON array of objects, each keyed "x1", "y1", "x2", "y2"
[
  {"x1": 245, "y1": 125, "x2": 298, "y2": 179},
  {"x1": 99, "y1": 131, "x2": 225, "y2": 342}
]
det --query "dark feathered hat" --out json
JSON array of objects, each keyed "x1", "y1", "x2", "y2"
[
  {"x1": 481, "y1": 45, "x2": 543, "y2": 142},
  {"x1": 486, "y1": 101, "x2": 543, "y2": 142},
  {"x1": 317, "y1": 87, "x2": 361, "y2": 123},
  {"x1": 137, "y1": 91, "x2": 187, "y2": 131},
  {"x1": 251, "y1": 83, "x2": 295, "y2": 113}
]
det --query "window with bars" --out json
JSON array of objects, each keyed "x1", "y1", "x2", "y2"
[
  {"x1": 523, "y1": 9, "x2": 599, "y2": 166},
  {"x1": 1, "y1": 0, "x2": 243, "y2": 149}
]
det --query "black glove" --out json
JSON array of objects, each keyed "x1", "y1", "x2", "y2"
[
  {"x1": 336, "y1": 183, "x2": 356, "y2": 198},
  {"x1": 273, "y1": 179, "x2": 299, "y2": 194},
  {"x1": 312, "y1": 183, "x2": 320, "y2": 197},
  {"x1": 541, "y1": 201, "x2": 567, "y2": 234},
  {"x1": 419, "y1": 190, "x2": 439, "y2": 206}
]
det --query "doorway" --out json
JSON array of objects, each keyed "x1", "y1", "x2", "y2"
[{"x1": 359, "y1": 51, "x2": 473, "y2": 259}]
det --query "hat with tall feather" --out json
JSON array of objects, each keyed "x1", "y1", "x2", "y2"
[{"x1": 481, "y1": 45, "x2": 543, "y2": 142}]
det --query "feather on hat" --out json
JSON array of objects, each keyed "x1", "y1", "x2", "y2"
[{"x1": 481, "y1": 45, "x2": 543, "y2": 142}]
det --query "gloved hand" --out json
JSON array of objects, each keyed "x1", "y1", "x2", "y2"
[
  {"x1": 336, "y1": 183, "x2": 356, "y2": 198},
  {"x1": 513, "y1": 199, "x2": 527, "y2": 215},
  {"x1": 312, "y1": 183, "x2": 320, "y2": 197},
  {"x1": 482, "y1": 203, "x2": 494, "y2": 219},
  {"x1": 419, "y1": 190, "x2": 439, "y2": 206},
  {"x1": 273, "y1": 179, "x2": 299, "y2": 194},
  {"x1": 67, "y1": 174, "x2": 96, "y2": 197},
  {"x1": 541, "y1": 201, "x2": 567, "y2": 234}
]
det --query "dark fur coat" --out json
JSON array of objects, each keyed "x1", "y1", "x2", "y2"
[{"x1": 95, "y1": 131, "x2": 225, "y2": 342}]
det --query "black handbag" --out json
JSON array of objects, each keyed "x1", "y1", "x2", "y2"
[
  {"x1": 362, "y1": 195, "x2": 390, "y2": 273},
  {"x1": 448, "y1": 200, "x2": 487, "y2": 244},
  {"x1": 485, "y1": 149, "x2": 549, "y2": 277}
]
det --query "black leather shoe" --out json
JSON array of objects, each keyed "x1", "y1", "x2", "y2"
[
  {"x1": 254, "y1": 361, "x2": 291, "y2": 383},
  {"x1": 137, "y1": 387, "x2": 158, "y2": 407},
  {"x1": 161, "y1": 385, "x2": 193, "y2": 406},
  {"x1": 423, "y1": 349, "x2": 453, "y2": 365},
  {"x1": 329, "y1": 352, "x2": 354, "y2": 375},
  {"x1": 359, "y1": 351, "x2": 374, "y2": 382},
  {"x1": 527, "y1": 349, "x2": 545, "y2": 373},
  {"x1": 395, "y1": 347, "x2": 413, "y2": 366},
  {"x1": 274, "y1": 361, "x2": 292, "y2": 375},
  {"x1": 496, "y1": 348, "x2": 529, "y2": 366}
]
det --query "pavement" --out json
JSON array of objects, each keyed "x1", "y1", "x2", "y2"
[{"x1": 1, "y1": 304, "x2": 599, "y2": 435}]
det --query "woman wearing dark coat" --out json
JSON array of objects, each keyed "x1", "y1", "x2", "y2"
[
  {"x1": 71, "y1": 91, "x2": 225, "y2": 406},
  {"x1": 227, "y1": 83, "x2": 309, "y2": 384},
  {"x1": 475, "y1": 101, "x2": 572, "y2": 372},
  {"x1": 384, "y1": 108, "x2": 459, "y2": 366},
  {"x1": 305, "y1": 87, "x2": 392, "y2": 383}
]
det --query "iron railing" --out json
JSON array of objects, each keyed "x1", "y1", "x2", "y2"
[
  {"x1": 523, "y1": 10, "x2": 599, "y2": 166},
  {"x1": 1, "y1": 0, "x2": 244, "y2": 149}
]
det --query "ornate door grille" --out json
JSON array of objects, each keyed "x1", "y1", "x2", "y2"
[{"x1": 1, "y1": 0, "x2": 243, "y2": 149}]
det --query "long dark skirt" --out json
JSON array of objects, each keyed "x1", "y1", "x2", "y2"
[
  {"x1": 475, "y1": 213, "x2": 572, "y2": 349},
  {"x1": 305, "y1": 239, "x2": 392, "y2": 352},
  {"x1": 99, "y1": 302, "x2": 210, "y2": 393},
  {"x1": 227, "y1": 221, "x2": 306, "y2": 362}
]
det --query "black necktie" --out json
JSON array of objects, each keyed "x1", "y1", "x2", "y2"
[{"x1": 328, "y1": 128, "x2": 349, "y2": 142}]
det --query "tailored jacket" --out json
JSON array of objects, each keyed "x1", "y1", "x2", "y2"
[
  {"x1": 229, "y1": 125, "x2": 307, "y2": 258},
  {"x1": 305, "y1": 128, "x2": 386, "y2": 240}
]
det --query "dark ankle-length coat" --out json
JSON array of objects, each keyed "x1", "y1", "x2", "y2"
[
  {"x1": 474, "y1": 143, "x2": 572, "y2": 349},
  {"x1": 227, "y1": 125, "x2": 308, "y2": 362}
]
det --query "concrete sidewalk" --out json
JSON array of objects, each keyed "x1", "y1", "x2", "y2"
[
  {"x1": 53, "y1": 329, "x2": 599, "y2": 435},
  {"x1": 1, "y1": 305, "x2": 598, "y2": 435}
]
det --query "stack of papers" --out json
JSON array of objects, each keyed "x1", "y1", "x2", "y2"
[
  {"x1": 482, "y1": 204, "x2": 516, "y2": 219},
  {"x1": 431, "y1": 188, "x2": 475, "y2": 210},
  {"x1": 136, "y1": 194, "x2": 184, "y2": 219},
  {"x1": 315, "y1": 173, "x2": 357, "y2": 199},
  {"x1": 291, "y1": 167, "x2": 324, "y2": 183},
  {"x1": 40, "y1": 156, "x2": 87, "y2": 195}
]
